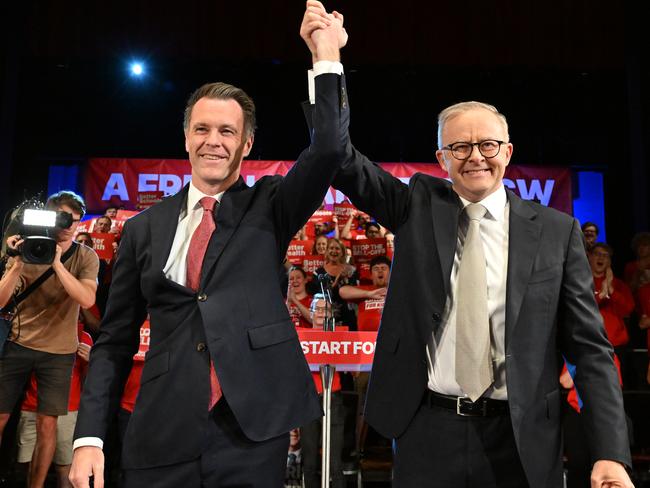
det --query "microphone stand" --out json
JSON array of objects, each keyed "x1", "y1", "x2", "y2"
[{"x1": 318, "y1": 274, "x2": 336, "y2": 488}]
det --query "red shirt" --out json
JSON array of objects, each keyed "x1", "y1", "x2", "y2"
[
  {"x1": 22, "y1": 324, "x2": 93, "y2": 412},
  {"x1": 120, "y1": 321, "x2": 150, "y2": 412},
  {"x1": 593, "y1": 275, "x2": 634, "y2": 347},
  {"x1": 346, "y1": 285, "x2": 385, "y2": 332},
  {"x1": 287, "y1": 294, "x2": 313, "y2": 329}
]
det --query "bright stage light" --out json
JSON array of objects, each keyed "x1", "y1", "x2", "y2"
[{"x1": 130, "y1": 62, "x2": 145, "y2": 77}]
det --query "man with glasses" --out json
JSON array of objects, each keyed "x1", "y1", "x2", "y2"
[
  {"x1": 0, "y1": 190, "x2": 99, "y2": 488},
  {"x1": 303, "y1": 27, "x2": 632, "y2": 483}
]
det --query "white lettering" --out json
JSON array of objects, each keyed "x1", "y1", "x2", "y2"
[
  {"x1": 159, "y1": 174, "x2": 182, "y2": 195},
  {"x1": 340, "y1": 341, "x2": 352, "y2": 354},
  {"x1": 317, "y1": 342, "x2": 331, "y2": 354},
  {"x1": 516, "y1": 179, "x2": 554, "y2": 206},
  {"x1": 362, "y1": 342, "x2": 375, "y2": 354},
  {"x1": 101, "y1": 173, "x2": 129, "y2": 201},
  {"x1": 138, "y1": 174, "x2": 159, "y2": 192}
]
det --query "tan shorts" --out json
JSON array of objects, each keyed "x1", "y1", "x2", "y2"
[{"x1": 16, "y1": 410, "x2": 78, "y2": 465}]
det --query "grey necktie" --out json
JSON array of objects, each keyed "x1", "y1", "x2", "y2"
[{"x1": 455, "y1": 203, "x2": 493, "y2": 402}]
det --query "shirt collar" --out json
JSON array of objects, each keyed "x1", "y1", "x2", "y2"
[
  {"x1": 457, "y1": 185, "x2": 508, "y2": 222},
  {"x1": 187, "y1": 182, "x2": 224, "y2": 213}
]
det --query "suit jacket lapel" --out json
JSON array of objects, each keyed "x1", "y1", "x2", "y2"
[
  {"x1": 431, "y1": 185, "x2": 462, "y2": 298},
  {"x1": 200, "y1": 177, "x2": 253, "y2": 288},
  {"x1": 505, "y1": 191, "x2": 542, "y2": 349},
  {"x1": 151, "y1": 185, "x2": 188, "y2": 273}
]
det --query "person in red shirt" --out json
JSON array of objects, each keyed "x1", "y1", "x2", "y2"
[
  {"x1": 286, "y1": 266, "x2": 313, "y2": 328},
  {"x1": 588, "y1": 243, "x2": 634, "y2": 348},
  {"x1": 339, "y1": 255, "x2": 390, "y2": 332},
  {"x1": 16, "y1": 324, "x2": 92, "y2": 488}
]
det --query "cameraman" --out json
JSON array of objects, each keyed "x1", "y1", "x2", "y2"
[{"x1": 0, "y1": 191, "x2": 99, "y2": 488}]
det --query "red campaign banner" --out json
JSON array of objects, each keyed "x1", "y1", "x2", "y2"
[
  {"x1": 297, "y1": 329, "x2": 377, "y2": 372},
  {"x1": 90, "y1": 233, "x2": 117, "y2": 260},
  {"x1": 286, "y1": 240, "x2": 314, "y2": 265},
  {"x1": 302, "y1": 255, "x2": 325, "y2": 275},
  {"x1": 83, "y1": 158, "x2": 573, "y2": 214}
]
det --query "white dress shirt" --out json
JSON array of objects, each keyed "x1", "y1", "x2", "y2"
[
  {"x1": 163, "y1": 183, "x2": 223, "y2": 285},
  {"x1": 426, "y1": 185, "x2": 510, "y2": 400}
]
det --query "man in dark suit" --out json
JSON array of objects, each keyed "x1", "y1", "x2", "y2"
[
  {"x1": 304, "y1": 10, "x2": 631, "y2": 482},
  {"x1": 68, "y1": 7, "x2": 348, "y2": 488}
]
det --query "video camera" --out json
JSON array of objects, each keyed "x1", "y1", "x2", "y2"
[{"x1": 3, "y1": 199, "x2": 74, "y2": 265}]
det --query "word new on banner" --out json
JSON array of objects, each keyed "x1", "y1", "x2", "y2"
[{"x1": 297, "y1": 329, "x2": 378, "y2": 372}]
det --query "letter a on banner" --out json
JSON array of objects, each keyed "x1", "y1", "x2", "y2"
[{"x1": 102, "y1": 173, "x2": 129, "y2": 200}]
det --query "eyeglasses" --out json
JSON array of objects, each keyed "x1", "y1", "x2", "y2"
[
  {"x1": 312, "y1": 306, "x2": 327, "y2": 313},
  {"x1": 441, "y1": 140, "x2": 506, "y2": 160}
]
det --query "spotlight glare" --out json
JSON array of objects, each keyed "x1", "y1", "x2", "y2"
[{"x1": 130, "y1": 62, "x2": 144, "y2": 76}]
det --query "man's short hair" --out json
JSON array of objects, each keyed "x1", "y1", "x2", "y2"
[
  {"x1": 581, "y1": 222, "x2": 599, "y2": 234},
  {"x1": 370, "y1": 255, "x2": 392, "y2": 270},
  {"x1": 365, "y1": 221, "x2": 380, "y2": 232},
  {"x1": 437, "y1": 101, "x2": 509, "y2": 149},
  {"x1": 590, "y1": 242, "x2": 613, "y2": 257},
  {"x1": 183, "y1": 82, "x2": 256, "y2": 138},
  {"x1": 46, "y1": 191, "x2": 86, "y2": 218}
]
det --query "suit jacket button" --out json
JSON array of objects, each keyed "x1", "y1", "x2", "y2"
[
  {"x1": 432, "y1": 313, "x2": 441, "y2": 323},
  {"x1": 198, "y1": 293, "x2": 208, "y2": 302},
  {"x1": 197, "y1": 342, "x2": 207, "y2": 352}
]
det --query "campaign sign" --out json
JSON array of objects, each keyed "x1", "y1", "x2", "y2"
[{"x1": 297, "y1": 330, "x2": 378, "y2": 372}]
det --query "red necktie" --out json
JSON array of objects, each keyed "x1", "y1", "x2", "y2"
[{"x1": 186, "y1": 196, "x2": 222, "y2": 409}]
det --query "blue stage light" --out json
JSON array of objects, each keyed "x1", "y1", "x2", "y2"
[{"x1": 130, "y1": 62, "x2": 145, "y2": 77}]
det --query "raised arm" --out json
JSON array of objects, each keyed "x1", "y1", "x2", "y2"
[{"x1": 272, "y1": 2, "x2": 350, "y2": 247}]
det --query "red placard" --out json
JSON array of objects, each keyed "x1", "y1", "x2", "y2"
[
  {"x1": 90, "y1": 233, "x2": 117, "y2": 260},
  {"x1": 351, "y1": 238, "x2": 387, "y2": 262},
  {"x1": 134, "y1": 320, "x2": 151, "y2": 361},
  {"x1": 286, "y1": 240, "x2": 314, "y2": 265},
  {"x1": 302, "y1": 255, "x2": 325, "y2": 275},
  {"x1": 297, "y1": 330, "x2": 377, "y2": 372}
]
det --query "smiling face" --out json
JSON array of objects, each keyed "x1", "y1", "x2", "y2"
[
  {"x1": 582, "y1": 225, "x2": 598, "y2": 247},
  {"x1": 436, "y1": 108, "x2": 513, "y2": 202},
  {"x1": 314, "y1": 235, "x2": 328, "y2": 255},
  {"x1": 184, "y1": 97, "x2": 253, "y2": 195},
  {"x1": 93, "y1": 216, "x2": 112, "y2": 233},
  {"x1": 326, "y1": 239, "x2": 345, "y2": 264},
  {"x1": 288, "y1": 269, "x2": 306, "y2": 294}
]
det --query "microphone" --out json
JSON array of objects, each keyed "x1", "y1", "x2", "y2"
[{"x1": 316, "y1": 273, "x2": 332, "y2": 284}]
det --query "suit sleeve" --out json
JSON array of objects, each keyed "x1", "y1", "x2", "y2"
[
  {"x1": 74, "y1": 219, "x2": 147, "y2": 441},
  {"x1": 332, "y1": 146, "x2": 411, "y2": 234},
  {"x1": 558, "y1": 219, "x2": 631, "y2": 466},
  {"x1": 272, "y1": 73, "x2": 350, "y2": 246}
]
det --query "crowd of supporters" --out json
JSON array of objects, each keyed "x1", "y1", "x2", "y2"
[{"x1": 2, "y1": 196, "x2": 650, "y2": 487}]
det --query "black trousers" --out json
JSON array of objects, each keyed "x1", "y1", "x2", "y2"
[
  {"x1": 393, "y1": 402, "x2": 529, "y2": 488},
  {"x1": 122, "y1": 400, "x2": 289, "y2": 488}
]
